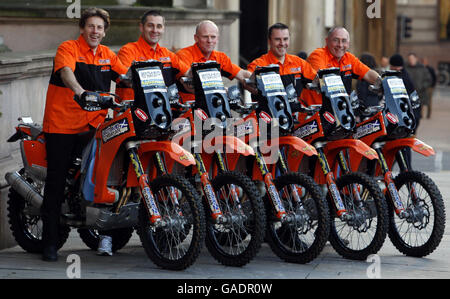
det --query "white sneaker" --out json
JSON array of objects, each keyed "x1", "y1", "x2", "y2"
[{"x1": 97, "y1": 235, "x2": 113, "y2": 256}]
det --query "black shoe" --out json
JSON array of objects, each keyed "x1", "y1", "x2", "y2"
[{"x1": 42, "y1": 246, "x2": 58, "y2": 262}]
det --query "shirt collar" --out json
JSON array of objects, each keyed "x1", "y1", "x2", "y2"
[
  {"x1": 193, "y1": 43, "x2": 216, "y2": 61},
  {"x1": 77, "y1": 35, "x2": 103, "y2": 56},
  {"x1": 137, "y1": 36, "x2": 161, "y2": 54},
  {"x1": 267, "y1": 50, "x2": 291, "y2": 66},
  {"x1": 324, "y1": 46, "x2": 347, "y2": 65}
]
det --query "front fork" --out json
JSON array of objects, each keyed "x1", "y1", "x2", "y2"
[
  {"x1": 194, "y1": 153, "x2": 225, "y2": 223},
  {"x1": 126, "y1": 142, "x2": 163, "y2": 226},
  {"x1": 315, "y1": 146, "x2": 348, "y2": 219},
  {"x1": 255, "y1": 148, "x2": 287, "y2": 220},
  {"x1": 373, "y1": 145, "x2": 414, "y2": 219}
]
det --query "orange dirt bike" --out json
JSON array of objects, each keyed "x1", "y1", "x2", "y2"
[
  {"x1": 347, "y1": 70, "x2": 446, "y2": 257},
  {"x1": 288, "y1": 67, "x2": 389, "y2": 260},
  {"x1": 226, "y1": 64, "x2": 330, "y2": 264},
  {"x1": 159, "y1": 61, "x2": 266, "y2": 267},
  {"x1": 5, "y1": 60, "x2": 206, "y2": 270}
]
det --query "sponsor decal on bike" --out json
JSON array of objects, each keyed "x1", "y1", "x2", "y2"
[
  {"x1": 235, "y1": 120, "x2": 253, "y2": 137},
  {"x1": 142, "y1": 186, "x2": 160, "y2": 217},
  {"x1": 268, "y1": 184, "x2": 285, "y2": 214},
  {"x1": 134, "y1": 108, "x2": 148, "y2": 122},
  {"x1": 198, "y1": 70, "x2": 225, "y2": 90},
  {"x1": 195, "y1": 109, "x2": 208, "y2": 121},
  {"x1": 138, "y1": 68, "x2": 165, "y2": 88},
  {"x1": 354, "y1": 119, "x2": 381, "y2": 139},
  {"x1": 329, "y1": 183, "x2": 345, "y2": 211},
  {"x1": 204, "y1": 184, "x2": 221, "y2": 214},
  {"x1": 386, "y1": 112, "x2": 399, "y2": 124},
  {"x1": 101, "y1": 119, "x2": 130, "y2": 143},
  {"x1": 293, "y1": 121, "x2": 318, "y2": 139},
  {"x1": 261, "y1": 74, "x2": 285, "y2": 91},
  {"x1": 323, "y1": 111, "x2": 336, "y2": 124},
  {"x1": 259, "y1": 111, "x2": 272, "y2": 124}
]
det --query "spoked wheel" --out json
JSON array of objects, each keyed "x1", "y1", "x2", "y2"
[
  {"x1": 330, "y1": 172, "x2": 388, "y2": 260},
  {"x1": 266, "y1": 172, "x2": 330, "y2": 264},
  {"x1": 7, "y1": 188, "x2": 70, "y2": 253},
  {"x1": 137, "y1": 174, "x2": 205, "y2": 271},
  {"x1": 206, "y1": 171, "x2": 266, "y2": 267},
  {"x1": 389, "y1": 171, "x2": 446, "y2": 257},
  {"x1": 77, "y1": 227, "x2": 134, "y2": 253}
]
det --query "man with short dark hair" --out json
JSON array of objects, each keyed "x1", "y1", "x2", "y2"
[
  {"x1": 41, "y1": 7, "x2": 128, "y2": 261},
  {"x1": 116, "y1": 10, "x2": 189, "y2": 101},
  {"x1": 247, "y1": 23, "x2": 320, "y2": 105}
]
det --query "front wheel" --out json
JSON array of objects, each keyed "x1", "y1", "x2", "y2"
[
  {"x1": 206, "y1": 171, "x2": 266, "y2": 267},
  {"x1": 137, "y1": 174, "x2": 205, "y2": 271},
  {"x1": 329, "y1": 172, "x2": 388, "y2": 260},
  {"x1": 266, "y1": 172, "x2": 330, "y2": 264},
  {"x1": 389, "y1": 171, "x2": 446, "y2": 257}
]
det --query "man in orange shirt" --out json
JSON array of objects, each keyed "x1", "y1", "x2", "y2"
[
  {"x1": 116, "y1": 10, "x2": 189, "y2": 101},
  {"x1": 247, "y1": 23, "x2": 319, "y2": 104},
  {"x1": 176, "y1": 20, "x2": 251, "y2": 102},
  {"x1": 306, "y1": 27, "x2": 380, "y2": 104},
  {"x1": 41, "y1": 8, "x2": 128, "y2": 261}
]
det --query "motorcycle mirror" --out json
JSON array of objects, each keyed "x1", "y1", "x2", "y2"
[
  {"x1": 350, "y1": 90, "x2": 359, "y2": 109},
  {"x1": 227, "y1": 85, "x2": 241, "y2": 101},
  {"x1": 168, "y1": 84, "x2": 179, "y2": 100},
  {"x1": 285, "y1": 84, "x2": 297, "y2": 101},
  {"x1": 410, "y1": 90, "x2": 421, "y2": 109}
]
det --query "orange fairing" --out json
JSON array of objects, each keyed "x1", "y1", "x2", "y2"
[
  {"x1": 22, "y1": 140, "x2": 47, "y2": 168},
  {"x1": 326, "y1": 139, "x2": 378, "y2": 163},
  {"x1": 139, "y1": 141, "x2": 196, "y2": 167},
  {"x1": 382, "y1": 138, "x2": 435, "y2": 171},
  {"x1": 207, "y1": 135, "x2": 255, "y2": 156}
]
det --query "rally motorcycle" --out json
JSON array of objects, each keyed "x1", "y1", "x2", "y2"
[
  {"x1": 288, "y1": 67, "x2": 389, "y2": 260},
  {"x1": 5, "y1": 60, "x2": 206, "y2": 270},
  {"x1": 347, "y1": 70, "x2": 446, "y2": 257},
  {"x1": 227, "y1": 64, "x2": 330, "y2": 264},
  {"x1": 162, "y1": 61, "x2": 266, "y2": 267}
]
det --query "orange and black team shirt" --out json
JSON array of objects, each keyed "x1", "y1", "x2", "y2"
[
  {"x1": 307, "y1": 46, "x2": 370, "y2": 94},
  {"x1": 43, "y1": 35, "x2": 128, "y2": 134},
  {"x1": 116, "y1": 36, "x2": 189, "y2": 101},
  {"x1": 176, "y1": 43, "x2": 242, "y2": 102},
  {"x1": 247, "y1": 51, "x2": 321, "y2": 105}
]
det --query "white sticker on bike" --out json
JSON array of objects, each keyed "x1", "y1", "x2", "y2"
[{"x1": 138, "y1": 68, "x2": 165, "y2": 88}]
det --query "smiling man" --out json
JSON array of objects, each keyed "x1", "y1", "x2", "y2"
[
  {"x1": 41, "y1": 7, "x2": 128, "y2": 262},
  {"x1": 116, "y1": 10, "x2": 189, "y2": 101},
  {"x1": 307, "y1": 27, "x2": 380, "y2": 97},
  {"x1": 176, "y1": 20, "x2": 251, "y2": 102},
  {"x1": 247, "y1": 23, "x2": 319, "y2": 104}
]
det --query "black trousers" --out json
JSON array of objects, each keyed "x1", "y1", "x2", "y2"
[
  {"x1": 41, "y1": 131, "x2": 112, "y2": 247},
  {"x1": 41, "y1": 133, "x2": 84, "y2": 247}
]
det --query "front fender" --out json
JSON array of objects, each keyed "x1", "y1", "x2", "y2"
[
  {"x1": 325, "y1": 139, "x2": 378, "y2": 162},
  {"x1": 206, "y1": 135, "x2": 255, "y2": 156},
  {"x1": 381, "y1": 138, "x2": 435, "y2": 171},
  {"x1": 383, "y1": 138, "x2": 435, "y2": 158},
  {"x1": 138, "y1": 140, "x2": 195, "y2": 167}
]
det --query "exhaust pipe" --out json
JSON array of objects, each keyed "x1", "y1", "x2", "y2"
[{"x1": 5, "y1": 171, "x2": 43, "y2": 209}]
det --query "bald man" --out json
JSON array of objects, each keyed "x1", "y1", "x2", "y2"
[
  {"x1": 176, "y1": 20, "x2": 251, "y2": 102},
  {"x1": 307, "y1": 27, "x2": 380, "y2": 99}
]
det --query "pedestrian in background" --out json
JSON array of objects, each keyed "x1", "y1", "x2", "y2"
[
  {"x1": 405, "y1": 53, "x2": 432, "y2": 121},
  {"x1": 422, "y1": 56, "x2": 437, "y2": 119},
  {"x1": 378, "y1": 56, "x2": 390, "y2": 74}
]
